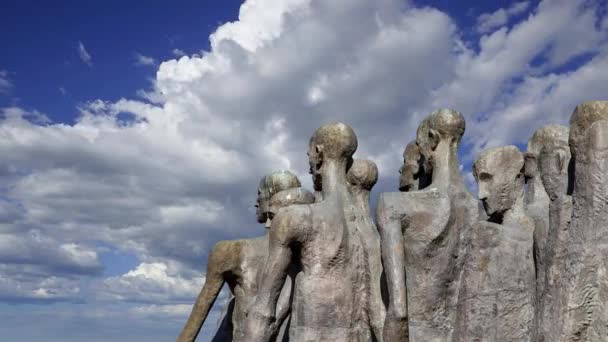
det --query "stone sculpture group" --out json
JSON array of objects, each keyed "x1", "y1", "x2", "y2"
[{"x1": 177, "y1": 100, "x2": 608, "y2": 342}]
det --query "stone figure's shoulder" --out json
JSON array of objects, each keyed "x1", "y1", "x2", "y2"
[
  {"x1": 377, "y1": 188, "x2": 448, "y2": 214},
  {"x1": 208, "y1": 239, "x2": 242, "y2": 272},
  {"x1": 270, "y1": 203, "x2": 313, "y2": 244}
]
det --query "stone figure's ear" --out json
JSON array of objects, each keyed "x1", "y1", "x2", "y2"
[
  {"x1": 428, "y1": 128, "x2": 440, "y2": 151},
  {"x1": 316, "y1": 144, "x2": 324, "y2": 160},
  {"x1": 312, "y1": 144, "x2": 325, "y2": 173}
]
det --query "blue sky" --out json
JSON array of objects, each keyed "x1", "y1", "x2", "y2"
[
  {"x1": 0, "y1": 0, "x2": 243, "y2": 123},
  {"x1": 1, "y1": 0, "x2": 607, "y2": 341}
]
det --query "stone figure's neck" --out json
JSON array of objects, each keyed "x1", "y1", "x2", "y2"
[
  {"x1": 431, "y1": 140, "x2": 466, "y2": 195},
  {"x1": 525, "y1": 176, "x2": 549, "y2": 207},
  {"x1": 353, "y1": 190, "x2": 371, "y2": 217},
  {"x1": 321, "y1": 160, "x2": 350, "y2": 200}
]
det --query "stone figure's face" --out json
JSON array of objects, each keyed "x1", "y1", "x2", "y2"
[
  {"x1": 416, "y1": 126, "x2": 433, "y2": 165},
  {"x1": 539, "y1": 146, "x2": 570, "y2": 201},
  {"x1": 399, "y1": 148, "x2": 420, "y2": 192},
  {"x1": 474, "y1": 148, "x2": 524, "y2": 218},
  {"x1": 307, "y1": 141, "x2": 323, "y2": 191},
  {"x1": 255, "y1": 184, "x2": 270, "y2": 224}
]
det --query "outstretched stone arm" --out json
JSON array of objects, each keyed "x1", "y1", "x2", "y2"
[
  {"x1": 376, "y1": 195, "x2": 409, "y2": 341},
  {"x1": 177, "y1": 241, "x2": 234, "y2": 342},
  {"x1": 243, "y1": 208, "x2": 305, "y2": 342}
]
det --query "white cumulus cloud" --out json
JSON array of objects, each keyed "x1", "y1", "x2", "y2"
[
  {"x1": 0, "y1": 0, "x2": 607, "y2": 332},
  {"x1": 476, "y1": 1, "x2": 530, "y2": 33}
]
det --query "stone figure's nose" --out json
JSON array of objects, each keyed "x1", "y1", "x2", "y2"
[{"x1": 478, "y1": 183, "x2": 489, "y2": 201}]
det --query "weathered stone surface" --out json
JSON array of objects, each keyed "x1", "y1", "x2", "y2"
[
  {"x1": 398, "y1": 140, "x2": 430, "y2": 192},
  {"x1": 456, "y1": 146, "x2": 535, "y2": 342},
  {"x1": 176, "y1": 171, "x2": 309, "y2": 342},
  {"x1": 347, "y1": 158, "x2": 386, "y2": 342},
  {"x1": 537, "y1": 143, "x2": 572, "y2": 342},
  {"x1": 559, "y1": 101, "x2": 608, "y2": 341},
  {"x1": 378, "y1": 109, "x2": 477, "y2": 342},
  {"x1": 523, "y1": 124, "x2": 569, "y2": 332},
  {"x1": 243, "y1": 123, "x2": 374, "y2": 342}
]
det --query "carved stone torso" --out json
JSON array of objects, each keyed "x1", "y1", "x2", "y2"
[
  {"x1": 560, "y1": 121, "x2": 608, "y2": 341},
  {"x1": 526, "y1": 183, "x2": 551, "y2": 306},
  {"x1": 455, "y1": 218, "x2": 536, "y2": 342},
  {"x1": 225, "y1": 237, "x2": 292, "y2": 342},
  {"x1": 288, "y1": 197, "x2": 372, "y2": 342},
  {"x1": 538, "y1": 195, "x2": 572, "y2": 342},
  {"x1": 350, "y1": 195, "x2": 385, "y2": 342},
  {"x1": 378, "y1": 188, "x2": 475, "y2": 342}
]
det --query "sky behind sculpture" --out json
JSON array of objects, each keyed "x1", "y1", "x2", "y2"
[{"x1": 0, "y1": 0, "x2": 607, "y2": 341}]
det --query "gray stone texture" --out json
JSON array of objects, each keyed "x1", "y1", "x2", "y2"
[
  {"x1": 559, "y1": 101, "x2": 608, "y2": 341},
  {"x1": 176, "y1": 171, "x2": 309, "y2": 342},
  {"x1": 378, "y1": 109, "x2": 477, "y2": 342},
  {"x1": 243, "y1": 123, "x2": 375, "y2": 342},
  {"x1": 347, "y1": 158, "x2": 386, "y2": 342},
  {"x1": 523, "y1": 125, "x2": 570, "y2": 334},
  {"x1": 537, "y1": 141, "x2": 572, "y2": 342},
  {"x1": 456, "y1": 146, "x2": 536, "y2": 342}
]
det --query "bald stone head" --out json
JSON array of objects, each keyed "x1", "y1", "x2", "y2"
[
  {"x1": 569, "y1": 101, "x2": 608, "y2": 163},
  {"x1": 473, "y1": 146, "x2": 525, "y2": 221},
  {"x1": 255, "y1": 170, "x2": 301, "y2": 224},
  {"x1": 308, "y1": 123, "x2": 358, "y2": 188},
  {"x1": 416, "y1": 109, "x2": 465, "y2": 164},
  {"x1": 266, "y1": 187, "x2": 315, "y2": 228},
  {"x1": 524, "y1": 124, "x2": 569, "y2": 180},
  {"x1": 347, "y1": 159, "x2": 379, "y2": 193}
]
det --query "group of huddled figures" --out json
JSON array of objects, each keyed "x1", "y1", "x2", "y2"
[{"x1": 177, "y1": 100, "x2": 608, "y2": 342}]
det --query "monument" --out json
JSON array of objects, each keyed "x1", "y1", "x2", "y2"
[{"x1": 178, "y1": 101, "x2": 608, "y2": 342}]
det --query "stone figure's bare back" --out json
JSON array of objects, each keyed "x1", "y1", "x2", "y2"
[
  {"x1": 286, "y1": 199, "x2": 371, "y2": 341},
  {"x1": 226, "y1": 237, "x2": 269, "y2": 339},
  {"x1": 350, "y1": 198, "x2": 385, "y2": 342},
  {"x1": 379, "y1": 189, "x2": 458, "y2": 341},
  {"x1": 204, "y1": 237, "x2": 291, "y2": 341}
]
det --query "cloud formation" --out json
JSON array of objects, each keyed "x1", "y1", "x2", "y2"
[
  {"x1": 134, "y1": 53, "x2": 157, "y2": 67},
  {"x1": 476, "y1": 1, "x2": 530, "y2": 33},
  {"x1": 77, "y1": 41, "x2": 93, "y2": 66},
  {"x1": 1, "y1": 0, "x2": 607, "y2": 339},
  {"x1": 0, "y1": 70, "x2": 13, "y2": 94}
]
